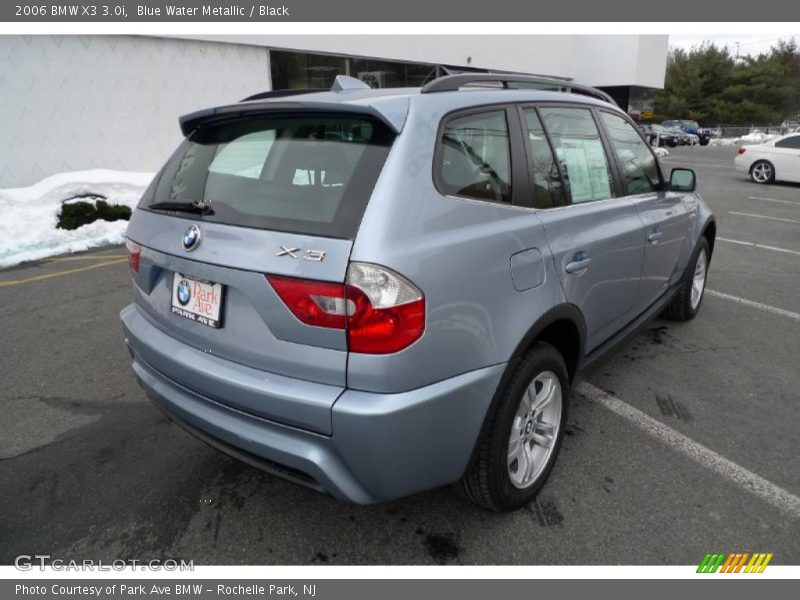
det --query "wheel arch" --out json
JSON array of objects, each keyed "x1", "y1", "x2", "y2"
[
  {"x1": 508, "y1": 304, "x2": 586, "y2": 383},
  {"x1": 701, "y1": 217, "x2": 716, "y2": 259},
  {"x1": 459, "y1": 303, "x2": 586, "y2": 481}
]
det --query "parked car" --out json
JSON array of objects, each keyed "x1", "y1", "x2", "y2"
[
  {"x1": 121, "y1": 74, "x2": 716, "y2": 511},
  {"x1": 663, "y1": 125, "x2": 692, "y2": 146},
  {"x1": 662, "y1": 119, "x2": 712, "y2": 146},
  {"x1": 640, "y1": 124, "x2": 679, "y2": 147},
  {"x1": 734, "y1": 132, "x2": 800, "y2": 184}
]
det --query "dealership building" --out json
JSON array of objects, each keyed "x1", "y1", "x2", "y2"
[{"x1": 0, "y1": 34, "x2": 668, "y2": 187}]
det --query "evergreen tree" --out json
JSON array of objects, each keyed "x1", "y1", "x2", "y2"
[{"x1": 655, "y1": 39, "x2": 800, "y2": 125}]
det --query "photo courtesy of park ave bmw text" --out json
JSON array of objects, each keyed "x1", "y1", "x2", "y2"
[{"x1": 1, "y1": 0, "x2": 800, "y2": 595}]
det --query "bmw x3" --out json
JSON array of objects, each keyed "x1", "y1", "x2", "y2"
[{"x1": 121, "y1": 74, "x2": 716, "y2": 511}]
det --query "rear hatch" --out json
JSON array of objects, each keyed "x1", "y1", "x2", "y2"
[{"x1": 125, "y1": 111, "x2": 394, "y2": 430}]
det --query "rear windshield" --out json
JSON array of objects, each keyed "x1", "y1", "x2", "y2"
[{"x1": 140, "y1": 113, "x2": 395, "y2": 239}]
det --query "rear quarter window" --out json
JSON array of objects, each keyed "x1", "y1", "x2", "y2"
[
  {"x1": 435, "y1": 109, "x2": 513, "y2": 204},
  {"x1": 141, "y1": 114, "x2": 394, "y2": 239}
]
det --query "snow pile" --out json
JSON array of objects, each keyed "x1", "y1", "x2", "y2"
[
  {"x1": 0, "y1": 170, "x2": 154, "y2": 269},
  {"x1": 653, "y1": 147, "x2": 670, "y2": 157},
  {"x1": 711, "y1": 131, "x2": 779, "y2": 146},
  {"x1": 740, "y1": 131, "x2": 778, "y2": 144}
]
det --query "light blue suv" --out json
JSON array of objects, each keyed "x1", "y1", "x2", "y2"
[{"x1": 121, "y1": 74, "x2": 716, "y2": 511}]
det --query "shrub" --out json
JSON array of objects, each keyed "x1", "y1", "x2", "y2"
[
  {"x1": 57, "y1": 195, "x2": 132, "y2": 230},
  {"x1": 95, "y1": 199, "x2": 132, "y2": 223}
]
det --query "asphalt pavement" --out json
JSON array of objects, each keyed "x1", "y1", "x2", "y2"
[{"x1": 1, "y1": 144, "x2": 799, "y2": 565}]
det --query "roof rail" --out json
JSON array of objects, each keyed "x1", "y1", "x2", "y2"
[
  {"x1": 240, "y1": 89, "x2": 325, "y2": 102},
  {"x1": 420, "y1": 73, "x2": 617, "y2": 106}
]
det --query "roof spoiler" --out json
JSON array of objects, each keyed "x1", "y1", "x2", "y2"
[
  {"x1": 181, "y1": 76, "x2": 392, "y2": 136},
  {"x1": 239, "y1": 76, "x2": 369, "y2": 102},
  {"x1": 240, "y1": 89, "x2": 325, "y2": 102},
  {"x1": 179, "y1": 101, "x2": 406, "y2": 137}
]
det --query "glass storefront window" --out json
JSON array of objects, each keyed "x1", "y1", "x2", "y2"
[
  {"x1": 270, "y1": 50, "x2": 440, "y2": 90},
  {"x1": 270, "y1": 51, "x2": 348, "y2": 90},
  {"x1": 348, "y1": 58, "x2": 438, "y2": 88}
]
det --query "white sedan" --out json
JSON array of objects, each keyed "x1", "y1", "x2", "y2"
[{"x1": 734, "y1": 133, "x2": 800, "y2": 184}]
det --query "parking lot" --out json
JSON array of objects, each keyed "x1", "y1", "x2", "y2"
[{"x1": 1, "y1": 144, "x2": 799, "y2": 565}]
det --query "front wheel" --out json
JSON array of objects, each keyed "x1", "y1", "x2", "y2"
[
  {"x1": 750, "y1": 160, "x2": 775, "y2": 184},
  {"x1": 663, "y1": 238, "x2": 710, "y2": 321},
  {"x1": 456, "y1": 342, "x2": 569, "y2": 511}
]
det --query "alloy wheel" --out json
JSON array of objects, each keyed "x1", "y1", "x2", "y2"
[
  {"x1": 507, "y1": 371, "x2": 562, "y2": 489},
  {"x1": 691, "y1": 249, "x2": 707, "y2": 310}
]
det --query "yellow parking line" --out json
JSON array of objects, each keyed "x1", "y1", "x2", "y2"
[
  {"x1": 45, "y1": 254, "x2": 127, "y2": 262},
  {"x1": 0, "y1": 258, "x2": 128, "y2": 288}
]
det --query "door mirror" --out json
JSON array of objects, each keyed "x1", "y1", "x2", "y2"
[{"x1": 670, "y1": 168, "x2": 696, "y2": 192}]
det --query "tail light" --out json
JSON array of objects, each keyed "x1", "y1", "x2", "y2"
[
  {"x1": 266, "y1": 276, "x2": 350, "y2": 329},
  {"x1": 345, "y1": 263, "x2": 425, "y2": 354},
  {"x1": 267, "y1": 262, "x2": 425, "y2": 354},
  {"x1": 737, "y1": 147, "x2": 747, "y2": 154},
  {"x1": 125, "y1": 238, "x2": 141, "y2": 273}
]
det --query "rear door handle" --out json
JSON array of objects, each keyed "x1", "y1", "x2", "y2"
[
  {"x1": 564, "y1": 252, "x2": 591, "y2": 274},
  {"x1": 648, "y1": 228, "x2": 663, "y2": 243}
]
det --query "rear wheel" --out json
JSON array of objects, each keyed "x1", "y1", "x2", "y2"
[
  {"x1": 750, "y1": 160, "x2": 775, "y2": 184},
  {"x1": 457, "y1": 342, "x2": 568, "y2": 511},
  {"x1": 663, "y1": 238, "x2": 709, "y2": 321}
]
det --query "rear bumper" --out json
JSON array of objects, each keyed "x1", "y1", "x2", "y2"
[
  {"x1": 121, "y1": 304, "x2": 504, "y2": 503},
  {"x1": 733, "y1": 156, "x2": 751, "y2": 174}
]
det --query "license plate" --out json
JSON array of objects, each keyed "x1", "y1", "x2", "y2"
[{"x1": 171, "y1": 273, "x2": 224, "y2": 328}]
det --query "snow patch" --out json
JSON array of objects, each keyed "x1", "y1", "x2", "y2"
[
  {"x1": 740, "y1": 131, "x2": 778, "y2": 144},
  {"x1": 0, "y1": 170, "x2": 154, "y2": 269},
  {"x1": 711, "y1": 131, "x2": 779, "y2": 146},
  {"x1": 654, "y1": 147, "x2": 670, "y2": 157}
]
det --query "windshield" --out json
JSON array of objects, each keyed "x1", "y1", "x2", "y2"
[{"x1": 140, "y1": 114, "x2": 394, "y2": 239}]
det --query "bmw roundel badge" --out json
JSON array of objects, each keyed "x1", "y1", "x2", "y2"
[
  {"x1": 177, "y1": 279, "x2": 191, "y2": 306},
  {"x1": 182, "y1": 224, "x2": 202, "y2": 251}
]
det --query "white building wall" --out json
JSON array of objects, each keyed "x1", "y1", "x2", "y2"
[
  {"x1": 175, "y1": 34, "x2": 668, "y2": 88},
  {"x1": 0, "y1": 35, "x2": 270, "y2": 187},
  {"x1": 0, "y1": 34, "x2": 668, "y2": 188},
  {"x1": 571, "y1": 36, "x2": 668, "y2": 88}
]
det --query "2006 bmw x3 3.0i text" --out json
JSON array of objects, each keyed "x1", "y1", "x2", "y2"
[{"x1": 120, "y1": 74, "x2": 716, "y2": 511}]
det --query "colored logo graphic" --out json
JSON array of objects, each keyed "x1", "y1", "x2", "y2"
[
  {"x1": 177, "y1": 279, "x2": 191, "y2": 306},
  {"x1": 182, "y1": 224, "x2": 202, "y2": 251},
  {"x1": 697, "y1": 552, "x2": 773, "y2": 573}
]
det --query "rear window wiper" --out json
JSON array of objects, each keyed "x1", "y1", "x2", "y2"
[{"x1": 147, "y1": 200, "x2": 215, "y2": 215}]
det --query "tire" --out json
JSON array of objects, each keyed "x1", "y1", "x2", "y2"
[
  {"x1": 750, "y1": 160, "x2": 775, "y2": 184},
  {"x1": 699, "y1": 139, "x2": 710, "y2": 146},
  {"x1": 666, "y1": 139, "x2": 677, "y2": 148},
  {"x1": 456, "y1": 342, "x2": 569, "y2": 512},
  {"x1": 663, "y1": 237, "x2": 710, "y2": 322}
]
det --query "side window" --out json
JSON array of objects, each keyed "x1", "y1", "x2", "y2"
[
  {"x1": 775, "y1": 135, "x2": 800, "y2": 149},
  {"x1": 209, "y1": 130, "x2": 276, "y2": 179},
  {"x1": 539, "y1": 107, "x2": 615, "y2": 204},
  {"x1": 600, "y1": 112, "x2": 661, "y2": 195},
  {"x1": 522, "y1": 109, "x2": 567, "y2": 209},
  {"x1": 437, "y1": 110, "x2": 512, "y2": 204}
]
